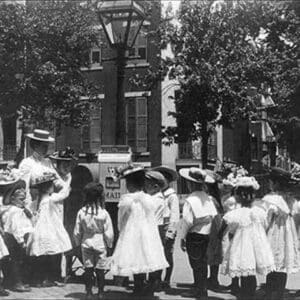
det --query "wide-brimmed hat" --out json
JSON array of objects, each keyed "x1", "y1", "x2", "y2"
[
  {"x1": 49, "y1": 147, "x2": 78, "y2": 161},
  {"x1": 0, "y1": 168, "x2": 21, "y2": 186},
  {"x1": 2, "y1": 180, "x2": 26, "y2": 205},
  {"x1": 204, "y1": 169, "x2": 223, "y2": 183},
  {"x1": 222, "y1": 166, "x2": 249, "y2": 187},
  {"x1": 179, "y1": 167, "x2": 215, "y2": 184},
  {"x1": 145, "y1": 170, "x2": 168, "y2": 189},
  {"x1": 30, "y1": 171, "x2": 57, "y2": 187},
  {"x1": 152, "y1": 165, "x2": 178, "y2": 182},
  {"x1": 268, "y1": 166, "x2": 299, "y2": 185},
  {"x1": 26, "y1": 129, "x2": 55, "y2": 143},
  {"x1": 120, "y1": 165, "x2": 144, "y2": 179}
]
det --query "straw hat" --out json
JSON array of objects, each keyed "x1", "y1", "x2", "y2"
[
  {"x1": 30, "y1": 171, "x2": 57, "y2": 187},
  {"x1": 26, "y1": 129, "x2": 55, "y2": 143},
  {"x1": 152, "y1": 165, "x2": 178, "y2": 182},
  {"x1": 2, "y1": 180, "x2": 26, "y2": 205},
  {"x1": 235, "y1": 176, "x2": 260, "y2": 190},
  {"x1": 179, "y1": 167, "x2": 215, "y2": 184},
  {"x1": 0, "y1": 168, "x2": 21, "y2": 186},
  {"x1": 49, "y1": 147, "x2": 78, "y2": 161}
]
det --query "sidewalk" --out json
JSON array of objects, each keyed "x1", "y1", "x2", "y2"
[{"x1": 5, "y1": 237, "x2": 300, "y2": 299}]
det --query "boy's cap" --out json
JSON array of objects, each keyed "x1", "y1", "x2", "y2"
[{"x1": 145, "y1": 170, "x2": 167, "y2": 188}]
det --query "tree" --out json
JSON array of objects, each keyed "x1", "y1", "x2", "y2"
[
  {"x1": 0, "y1": 1, "x2": 101, "y2": 162},
  {"x1": 135, "y1": 0, "x2": 300, "y2": 168}
]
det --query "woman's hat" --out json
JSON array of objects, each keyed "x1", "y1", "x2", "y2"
[
  {"x1": 49, "y1": 147, "x2": 78, "y2": 161},
  {"x1": 145, "y1": 170, "x2": 168, "y2": 189},
  {"x1": 120, "y1": 165, "x2": 144, "y2": 178},
  {"x1": 0, "y1": 168, "x2": 21, "y2": 186},
  {"x1": 30, "y1": 171, "x2": 57, "y2": 187},
  {"x1": 152, "y1": 165, "x2": 178, "y2": 182},
  {"x1": 235, "y1": 176, "x2": 260, "y2": 190},
  {"x1": 2, "y1": 180, "x2": 26, "y2": 205},
  {"x1": 26, "y1": 129, "x2": 55, "y2": 143},
  {"x1": 179, "y1": 167, "x2": 215, "y2": 184},
  {"x1": 222, "y1": 166, "x2": 249, "y2": 187},
  {"x1": 204, "y1": 169, "x2": 223, "y2": 183},
  {"x1": 269, "y1": 166, "x2": 299, "y2": 185}
]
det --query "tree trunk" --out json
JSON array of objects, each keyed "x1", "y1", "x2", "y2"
[
  {"x1": 15, "y1": 124, "x2": 26, "y2": 167},
  {"x1": 201, "y1": 122, "x2": 209, "y2": 169}
]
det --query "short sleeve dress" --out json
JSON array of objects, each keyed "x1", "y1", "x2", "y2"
[
  {"x1": 221, "y1": 206, "x2": 275, "y2": 278},
  {"x1": 27, "y1": 186, "x2": 72, "y2": 256}
]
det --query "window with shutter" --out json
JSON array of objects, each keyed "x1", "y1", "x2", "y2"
[
  {"x1": 126, "y1": 97, "x2": 148, "y2": 153},
  {"x1": 126, "y1": 30, "x2": 147, "y2": 63}
]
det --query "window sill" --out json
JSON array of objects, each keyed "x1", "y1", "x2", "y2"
[
  {"x1": 125, "y1": 62, "x2": 150, "y2": 68},
  {"x1": 80, "y1": 66, "x2": 103, "y2": 71}
]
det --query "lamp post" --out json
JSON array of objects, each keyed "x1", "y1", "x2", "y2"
[{"x1": 97, "y1": 0, "x2": 146, "y2": 145}]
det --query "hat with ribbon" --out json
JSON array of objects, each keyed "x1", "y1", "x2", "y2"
[
  {"x1": 26, "y1": 129, "x2": 55, "y2": 143},
  {"x1": 30, "y1": 171, "x2": 57, "y2": 187},
  {"x1": 222, "y1": 166, "x2": 249, "y2": 187},
  {"x1": 235, "y1": 176, "x2": 260, "y2": 190},
  {"x1": 179, "y1": 167, "x2": 215, "y2": 184},
  {"x1": 0, "y1": 168, "x2": 21, "y2": 186},
  {"x1": 49, "y1": 147, "x2": 78, "y2": 161},
  {"x1": 152, "y1": 165, "x2": 178, "y2": 182}
]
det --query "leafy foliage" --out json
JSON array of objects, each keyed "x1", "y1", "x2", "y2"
[
  {"x1": 135, "y1": 0, "x2": 300, "y2": 167},
  {"x1": 0, "y1": 0, "x2": 101, "y2": 130}
]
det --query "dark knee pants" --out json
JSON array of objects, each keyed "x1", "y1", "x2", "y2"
[
  {"x1": 186, "y1": 233, "x2": 209, "y2": 291},
  {"x1": 158, "y1": 224, "x2": 175, "y2": 282},
  {"x1": 3, "y1": 233, "x2": 26, "y2": 286}
]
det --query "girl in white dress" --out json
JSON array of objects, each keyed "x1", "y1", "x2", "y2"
[
  {"x1": 110, "y1": 166, "x2": 168, "y2": 297},
  {"x1": 262, "y1": 167, "x2": 300, "y2": 300},
  {"x1": 27, "y1": 171, "x2": 72, "y2": 286},
  {"x1": 221, "y1": 176, "x2": 275, "y2": 300},
  {"x1": 49, "y1": 147, "x2": 76, "y2": 283}
]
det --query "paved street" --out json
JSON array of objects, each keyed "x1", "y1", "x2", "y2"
[{"x1": 5, "y1": 238, "x2": 300, "y2": 299}]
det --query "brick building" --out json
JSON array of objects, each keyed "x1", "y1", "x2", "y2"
[{"x1": 56, "y1": 1, "x2": 162, "y2": 167}]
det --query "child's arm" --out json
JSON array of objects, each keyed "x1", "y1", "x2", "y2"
[
  {"x1": 218, "y1": 218, "x2": 228, "y2": 240},
  {"x1": 73, "y1": 211, "x2": 83, "y2": 247},
  {"x1": 104, "y1": 211, "x2": 114, "y2": 249},
  {"x1": 49, "y1": 184, "x2": 70, "y2": 203}
]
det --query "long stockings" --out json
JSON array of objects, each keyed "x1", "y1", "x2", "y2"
[
  {"x1": 240, "y1": 276, "x2": 257, "y2": 300},
  {"x1": 266, "y1": 272, "x2": 287, "y2": 300}
]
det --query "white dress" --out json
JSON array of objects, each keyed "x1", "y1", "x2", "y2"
[
  {"x1": 0, "y1": 234, "x2": 8, "y2": 260},
  {"x1": 27, "y1": 185, "x2": 72, "y2": 256},
  {"x1": 110, "y1": 191, "x2": 169, "y2": 276},
  {"x1": 1, "y1": 205, "x2": 33, "y2": 245},
  {"x1": 221, "y1": 206, "x2": 275, "y2": 278},
  {"x1": 262, "y1": 194, "x2": 300, "y2": 274}
]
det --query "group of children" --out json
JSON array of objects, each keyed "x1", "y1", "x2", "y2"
[
  {"x1": 179, "y1": 165, "x2": 300, "y2": 300},
  {"x1": 0, "y1": 149, "x2": 300, "y2": 300}
]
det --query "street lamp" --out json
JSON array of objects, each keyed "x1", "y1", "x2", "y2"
[{"x1": 97, "y1": 0, "x2": 146, "y2": 145}]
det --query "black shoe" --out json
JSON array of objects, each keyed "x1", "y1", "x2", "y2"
[
  {"x1": 85, "y1": 291, "x2": 93, "y2": 300},
  {"x1": 42, "y1": 279, "x2": 56, "y2": 287},
  {"x1": 182, "y1": 288, "x2": 207, "y2": 298},
  {"x1": 0, "y1": 287, "x2": 9, "y2": 296}
]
